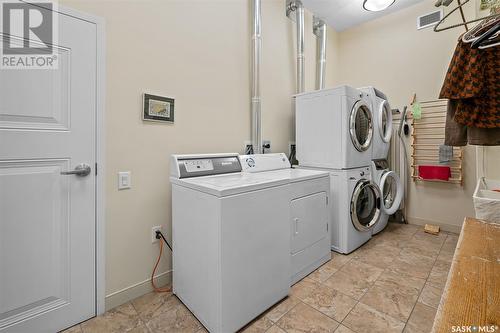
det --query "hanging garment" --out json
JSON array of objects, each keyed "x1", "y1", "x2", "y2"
[
  {"x1": 445, "y1": 99, "x2": 500, "y2": 146},
  {"x1": 439, "y1": 38, "x2": 500, "y2": 128},
  {"x1": 418, "y1": 165, "x2": 451, "y2": 181},
  {"x1": 438, "y1": 145, "x2": 453, "y2": 163}
]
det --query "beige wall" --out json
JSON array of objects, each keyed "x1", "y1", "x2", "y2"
[
  {"x1": 482, "y1": 147, "x2": 500, "y2": 179},
  {"x1": 61, "y1": 0, "x2": 339, "y2": 309},
  {"x1": 335, "y1": 0, "x2": 479, "y2": 231},
  {"x1": 61, "y1": 0, "x2": 498, "y2": 310}
]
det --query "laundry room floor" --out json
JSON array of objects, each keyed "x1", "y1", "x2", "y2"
[{"x1": 63, "y1": 223, "x2": 458, "y2": 333}]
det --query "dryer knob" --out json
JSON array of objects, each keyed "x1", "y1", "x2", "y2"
[{"x1": 360, "y1": 171, "x2": 365, "y2": 176}]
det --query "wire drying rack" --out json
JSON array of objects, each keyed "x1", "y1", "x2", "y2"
[{"x1": 410, "y1": 99, "x2": 464, "y2": 185}]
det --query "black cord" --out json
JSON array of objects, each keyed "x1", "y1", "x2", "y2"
[{"x1": 155, "y1": 230, "x2": 173, "y2": 252}]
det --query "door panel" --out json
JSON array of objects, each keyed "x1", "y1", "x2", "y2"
[
  {"x1": 0, "y1": 160, "x2": 70, "y2": 326},
  {"x1": 291, "y1": 192, "x2": 328, "y2": 254},
  {"x1": 0, "y1": 37, "x2": 70, "y2": 131},
  {"x1": 0, "y1": 5, "x2": 97, "y2": 332}
]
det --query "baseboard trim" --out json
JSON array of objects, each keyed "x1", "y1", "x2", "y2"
[
  {"x1": 406, "y1": 216, "x2": 462, "y2": 234},
  {"x1": 105, "y1": 270, "x2": 172, "y2": 311}
]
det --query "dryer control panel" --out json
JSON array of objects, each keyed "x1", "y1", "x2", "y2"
[{"x1": 240, "y1": 153, "x2": 291, "y2": 173}]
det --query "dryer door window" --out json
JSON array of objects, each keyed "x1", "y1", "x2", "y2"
[
  {"x1": 351, "y1": 180, "x2": 381, "y2": 231},
  {"x1": 379, "y1": 100, "x2": 393, "y2": 143},
  {"x1": 350, "y1": 101, "x2": 373, "y2": 152},
  {"x1": 380, "y1": 170, "x2": 403, "y2": 215}
]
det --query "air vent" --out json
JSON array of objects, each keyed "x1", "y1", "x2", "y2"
[{"x1": 417, "y1": 9, "x2": 443, "y2": 30}]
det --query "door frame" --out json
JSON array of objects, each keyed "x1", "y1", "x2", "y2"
[{"x1": 53, "y1": 5, "x2": 107, "y2": 316}]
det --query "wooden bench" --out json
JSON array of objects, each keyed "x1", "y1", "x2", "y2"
[{"x1": 432, "y1": 217, "x2": 500, "y2": 333}]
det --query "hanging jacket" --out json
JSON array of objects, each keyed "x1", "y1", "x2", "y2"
[{"x1": 439, "y1": 38, "x2": 500, "y2": 128}]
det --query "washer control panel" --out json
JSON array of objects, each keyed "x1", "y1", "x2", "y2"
[
  {"x1": 184, "y1": 159, "x2": 214, "y2": 173},
  {"x1": 171, "y1": 154, "x2": 242, "y2": 179}
]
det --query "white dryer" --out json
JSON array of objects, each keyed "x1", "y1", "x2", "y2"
[
  {"x1": 239, "y1": 153, "x2": 331, "y2": 285},
  {"x1": 359, "y1": 86, "x2": 393, "y2": 160},
  {"x1": 295, "y1": 85, "x2": 374, "y2": 169},
  {"x1": 299, "y1": 165, "x2": 382, "y2": 254},
  {"x1": 370, "y1": 159, "x2": 403, "y2": 235}
]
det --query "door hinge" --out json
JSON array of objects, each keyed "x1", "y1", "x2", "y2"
[
  {"x1": 95, "y1": 163, "x2": 98, "y2": 176},
  {"x1": 326, "y1": 196, "x2": 329, "y2": 205}
]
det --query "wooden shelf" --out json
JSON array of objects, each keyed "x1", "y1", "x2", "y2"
[{"x1": 411, "y1": 99, "x2": 463, "y2": 186}]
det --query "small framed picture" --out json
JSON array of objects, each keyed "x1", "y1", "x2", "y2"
[{"x1": 143, "y1": 93, "x2": 175, "y2": 123}]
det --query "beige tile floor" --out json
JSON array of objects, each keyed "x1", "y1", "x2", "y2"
[{"x1": 63, "y1": 223, "x2": 458, "y2": 333}]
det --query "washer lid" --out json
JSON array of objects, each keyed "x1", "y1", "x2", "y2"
[
  {"x1": 380, "y1": 170, "x2": 403, "y2": 215},
  {"x1": 170, "y1": 172, "x2": 290, "y2": 197}
]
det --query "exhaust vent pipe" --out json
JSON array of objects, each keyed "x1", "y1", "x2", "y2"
[
  {"x1": 251, "y1": 0, "x2": 263, "y2": 154},
  {"x1": 287, "y1": 0, "x2": 305, "y2": 94},
  {"x1": 313, "y1": 17, "x2": 327, "y2": 90}
]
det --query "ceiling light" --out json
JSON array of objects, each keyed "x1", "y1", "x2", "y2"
[{"x1": 363, "y1": 0, "x2": 396, "y2": 11}]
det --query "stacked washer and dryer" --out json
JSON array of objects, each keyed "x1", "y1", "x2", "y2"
[
  {"x1": 360, "y1": 86, "x2": 403, "y2": 235},
  {"x1": 295, "y1": 85, "x2": 403, "y2": 254}
]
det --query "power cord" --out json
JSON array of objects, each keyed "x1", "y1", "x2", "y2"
[
  {"x1": 151, "y1": 230, "x2": 173, "y2": 293},
  {"x1": 155, "y1": 230, "x2": 173, "y2": 251}
]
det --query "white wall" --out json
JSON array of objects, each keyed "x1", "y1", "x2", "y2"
[
  {"x1": 335, "y1": 0, "x2": 479, "y2": 232},
  {"x1": 61, "y1": 0, "x2": 339, "y2": 310}
]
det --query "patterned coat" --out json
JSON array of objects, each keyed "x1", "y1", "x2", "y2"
[{"x1": 439, "y1": 39, "x2": 500, "y2": 128}]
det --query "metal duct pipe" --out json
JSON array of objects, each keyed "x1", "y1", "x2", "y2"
[
  {"x1": 314, "y1": 18, "x2": 327, "y2": 90},
  {"x1": 251, "y1": 0, "x2": 263, "y2": 154},
  {"x1": 295, "y1": 1, "x2": 305, "y2": 93}
]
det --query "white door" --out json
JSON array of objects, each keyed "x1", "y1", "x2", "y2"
[
  {"x1": 378, "y1": 100, "x2": 393, "y2": 143},
  {"x1": 0, "y1": 5, "x2": 97, "y2": 332},
  {"x1": 350, "y1": 180, "x2": 381, "y2": 232},
  {"x1": 349, "y1": 100, "x2": 373, "y2": 152},
  {"x1": 380, "y1": 171, "x2": 403, "y2": 215},
  {"x1": 291, "y1": 192, "x2": 328, "y2": 254}
]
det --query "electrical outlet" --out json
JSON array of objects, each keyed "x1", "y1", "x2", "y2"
[
  {"x1": 288, "y1": 141, "x2": 296, "y2": 156},
  {"x1": 244, "y1": 140, "x2": 253, "y2": 155},
  {"x1": 152, "y1": 225, "x2": 162, "y2": 243},
  {"x1": 263, "y1": 140, "x2": 271, "y2": 154}
]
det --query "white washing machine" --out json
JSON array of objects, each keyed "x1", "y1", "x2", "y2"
[
  {"x1": 370, "y1": 159, "x2": 403, "y2": 235},
  {"x1": 170, "y1": 153, "x2": 291, "y2": 333},
  {"x1": 239, "y1": 153, "x2": 331, "y2": 285},
  {"x1": 359, "y1": 86, "x2": 393, "y2": 160},
  {"x1": 299, "y1": 165, "x2": 382, "y2": 254},
  {"x1": 295, "y1": 85, "x2": 374, "y2": 169}
]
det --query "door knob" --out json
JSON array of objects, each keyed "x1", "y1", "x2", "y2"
[{"x1": 61, "y1": 163, "x2": 91, "y2": 177}]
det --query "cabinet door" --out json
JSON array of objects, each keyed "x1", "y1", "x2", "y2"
[{"x1": 291, "y1": 192, "x2": 328, "y2": 254}]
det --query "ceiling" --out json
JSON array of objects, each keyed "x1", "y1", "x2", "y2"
[{"x1": 301, "y1": 0, "x2": 425, "y2": 31}]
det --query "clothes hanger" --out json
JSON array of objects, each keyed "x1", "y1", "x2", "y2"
[
  {"x1": 471, "y1": 22, "x2": 500, "y2": 48},
  {"x1": 434, "y1": 0, "x2": 500, "y2": 32},
  {"x1": 462, "y1": 15, "x2": 500, "y2": 43}
]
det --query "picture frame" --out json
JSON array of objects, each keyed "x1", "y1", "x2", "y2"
[{"x1": 143, "y1": 93, "x2": 175, "y2": 123}]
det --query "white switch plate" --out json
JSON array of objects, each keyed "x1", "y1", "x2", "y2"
[{"x1": 118, "y1": 171, "x2": 131, "y2": 190}]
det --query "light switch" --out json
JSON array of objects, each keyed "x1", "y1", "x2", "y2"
[{"x1": 118, "y1": 171, "x2": 131, "y2": 190}]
